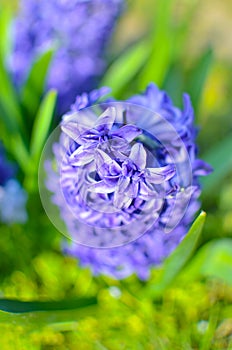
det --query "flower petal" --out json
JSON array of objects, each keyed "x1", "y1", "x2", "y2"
[
  {"x1": 103, "y1": 175, "x2": 121, "y2": 186},
  {"x1": 88, "y1": 180, "x2": 116, "y2": 194},
  {"x1": 112, "y1": 124, "x2": 142, "y2": 142},
  {"x1": 95, "y1": 149, "x2": 121, "y2": 177},
  {"x1": 117, "y1": 176, "x2": 130, "y2": 194},
  {"x1": 145, "y1": 164, "x2": 175, "y2": 184},
  {"x1": 127, "y1": 181, "x2": 139, "y2": 198},
  {"x1": 113, "y1": 190, "x2": 132, "y2": 209},
  {"x1": 81, "y1": 128, "x2": 100, "y2": 142},
  {"x1": 129, "y1": 143, "x2": 147, "y2": 169},
  {"x1": 139, "y1": 180, "x2": 156, "y2": 197},
  {"x1": 102, "y1": 136, "x2": 131, "y2": 160},
  {"x1": 61, "y1": 120, "x2": 87, "y2": 144},
  {"x1": 94, "y1": 107, "x2": 116, "y2": 133},
  {"x1": 193, "y1": 159, "x2": 213, "y2": 176},
  {"x1": 69, "y1": 143, "x2": 96, "y2": 166}
]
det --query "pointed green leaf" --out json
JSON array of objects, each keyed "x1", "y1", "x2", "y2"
[
  {"x1": 0, "y1": 51, "x2": 29, "y2": 167},
  {"x1": 163, "y1": 65, "x2": 184, "y2": 107},
  {"x1": 0, "y1": 112, "x2": 30, "y2": 173},
  {"x1": 186, "y1": 49, "x2": 213, "y2": 111},
  {"x1": 25, "y1": 90, "x2": 57, "y2": 190},
  {"x1": 10, "y1": 134, "x2": 31, "y2": 173},
  {"x1": 30, "y1": 89, "x2": 57, "y2": 162},
  {"x1": 21, "y1": 49, "x2": 54, "y2": 117},
  {"x1": 0, "y1": 100, "x2": 17, "y2": 134},
  {"x1": 0, "y1": 297, "x2": 97, "y2": 314},
  {"x1": 146, "y1": 211, "x2": 206, "y2": 298},
  {"x1": 140, "y1": 37, "x2": 172, "y2": 89},
  {"x1": 101, "y1": 40, "x2": 151, "y2": 97},
  {"x1": 0, "y1": 57, "x2": 25, "y2": 136},
  {"x1": 0, "y1": 117, "x2": 30, "y2": 173},
  {"x1": 139, "y1": 0, "x2": 174, "y2": 88},
  {"x1": 0, "y1": 298, "x2": 97, "y2": 335}
]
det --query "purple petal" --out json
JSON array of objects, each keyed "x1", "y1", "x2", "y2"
[
  {"x1": 94, "y1": 107, "x2": 116, "y2": 133},
  {"x1": 112, "y1": 124, "x2": 142, "y2": 142},
  {"x1": 127, "y1": 181, "x2": 139, "y2": 198},
  {"x1": 145, "y1": 165, "x2": 175, "y2": 184},
  {"x1": 102, "y1": 136, "x2": 131, "y2": 160},
  {"x1": 117, "y1": 176, "x2": 130, "y2": 193},
  {"x1": 129, "y1": 143, "x2": 147, "y2": 169},
  {"x1": 113, "y1": 190, "x2": 132, "y2": 209},
  {"x1": 88, "y1": 180, "x2": 116, "y2": 194},
  {"x1": 61, "y1": 120, "x2": 87, "y2": 143},
  {"x1": 139, "y1": 180, "x2": 155, "y2": 197},
  {"x1": 103, "y1": 174, "x2": 121, "y2": 186},
  {"x1": 116, "y1": 177, "x2": 139, "y2": 198},
  {"x1": 69, "y1": 143, "x2": 96, "y2": 166},
  {"x1": 183, "y1": 93, "x2": 194, "y2": 124},
  {"x1": 95, "y1": 149, "x2": 121, "y2": 177},
  {"x1": 142, "y1": 197, "x2": 163, "y2": 211},
  {"x1": 81, "y1": 128, "x2": 100, "y2": 142},
  {"x1": 193, "y1": 159, "x2": 213, "y2": 176}
]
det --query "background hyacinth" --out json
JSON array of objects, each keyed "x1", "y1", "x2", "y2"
[
  {"x1": 0, "y1": 144, "x2": 27, "y2": 224},
  {"x1": 46, "y1": 83, "x2": 211, "y2": 280},
  {"x1": 9, "y1": 0, "x2": 123, "y2": 114}
]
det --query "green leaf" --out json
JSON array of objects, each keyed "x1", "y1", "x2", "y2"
[
  {"x1": 186, "y1": 49, "x2": 213, "y2": 111},
  {"x1": 21, "y1": 49, "x2": 54, "y2": 117},
  {"x1": 163, "y1": 64, "x2": 184, "y2": 107},
  {"x1": 0, "y1": 55, "x2": 29, "y2": 168},
  {"x1": 0, "y1": 297, "x2": 97, "y2": 340},
  {"x1": 201, "y1": 135, "x2": 232, "y2": 195},
  {"x1": 10, "y1": 134, "x2": 31, "y2": 173},
  {"x1": 200, "y1": 304, "x2": 220, "y2": 350},
  {"x1": 0, "y1": 5, "x2": 13, "y2": 59},
  {"x1": 0, "y1": 57, "x2": 25, "y2": 136},
  {"x1": 146, "y1": 211, "x2": 206, "y2": 298},
  {"x1": 140, "y1": 37, "x2": 172, "y2": 89},
  {"x1": 184, "y1": 239, "x2": 232, "y2": 286},
  {"x1": 24, "y1": 90, "x2": 57, "y2": 190},
  {"x1": 101, "y1": 40, "x2": 151, "y2": 97},
  {"x1": 0, "y1": 297, "x2": 97, "y2": 314},
  {"x1": 139, "y1": 0, "x2": 174, "y2": 88},
  {"x1": 0, "y1": 109, "x2": 30, "y2": 173},
  {"x1": 0, "y1": 101, "x2": 17, "y2": 135},
  {"x1": 30, "y1": 89, "x2": 57, "y2": 162}
]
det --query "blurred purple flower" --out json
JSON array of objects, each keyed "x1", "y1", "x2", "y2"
[
  {"x1": 9, "y1": 0, "x2": 123, "y2": 114},
  {"x1": 46, "y1": 83, "x2": 212, "y2": 280},
  {"x1": 0, "y1": 144, "x2": 27, "y2": 224},
  {"x1": 0, "y1": 179, "x2": 28, "y2": 224}
]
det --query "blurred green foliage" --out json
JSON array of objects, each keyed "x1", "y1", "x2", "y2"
[{"x1": 0, "y1": 0, "x2": 232, "y2": 348}]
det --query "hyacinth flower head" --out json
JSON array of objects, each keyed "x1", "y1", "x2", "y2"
[
  {"x1": 0, "y1": 144, "x2": 28, "y2": 224},
  {"x1": 41, "y1": 84, "x2": 212, "y2": 280},
  {"x1": 9, "y1": 0, "x2": 123, "y2": 114}
]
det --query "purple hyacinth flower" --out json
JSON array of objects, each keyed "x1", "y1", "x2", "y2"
[
  {"x1": 62, "y1": 107, "x2": 142, "y2": 166},
  {"x1": 45, "y1": 83, "x2": 212, "y2": 280},
  {"x1": 8, "y1": 0, "x2": 124, "y2": 114},
  {"x1": 89, "y1": 145, "x2": 175, "y2": 210}
]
